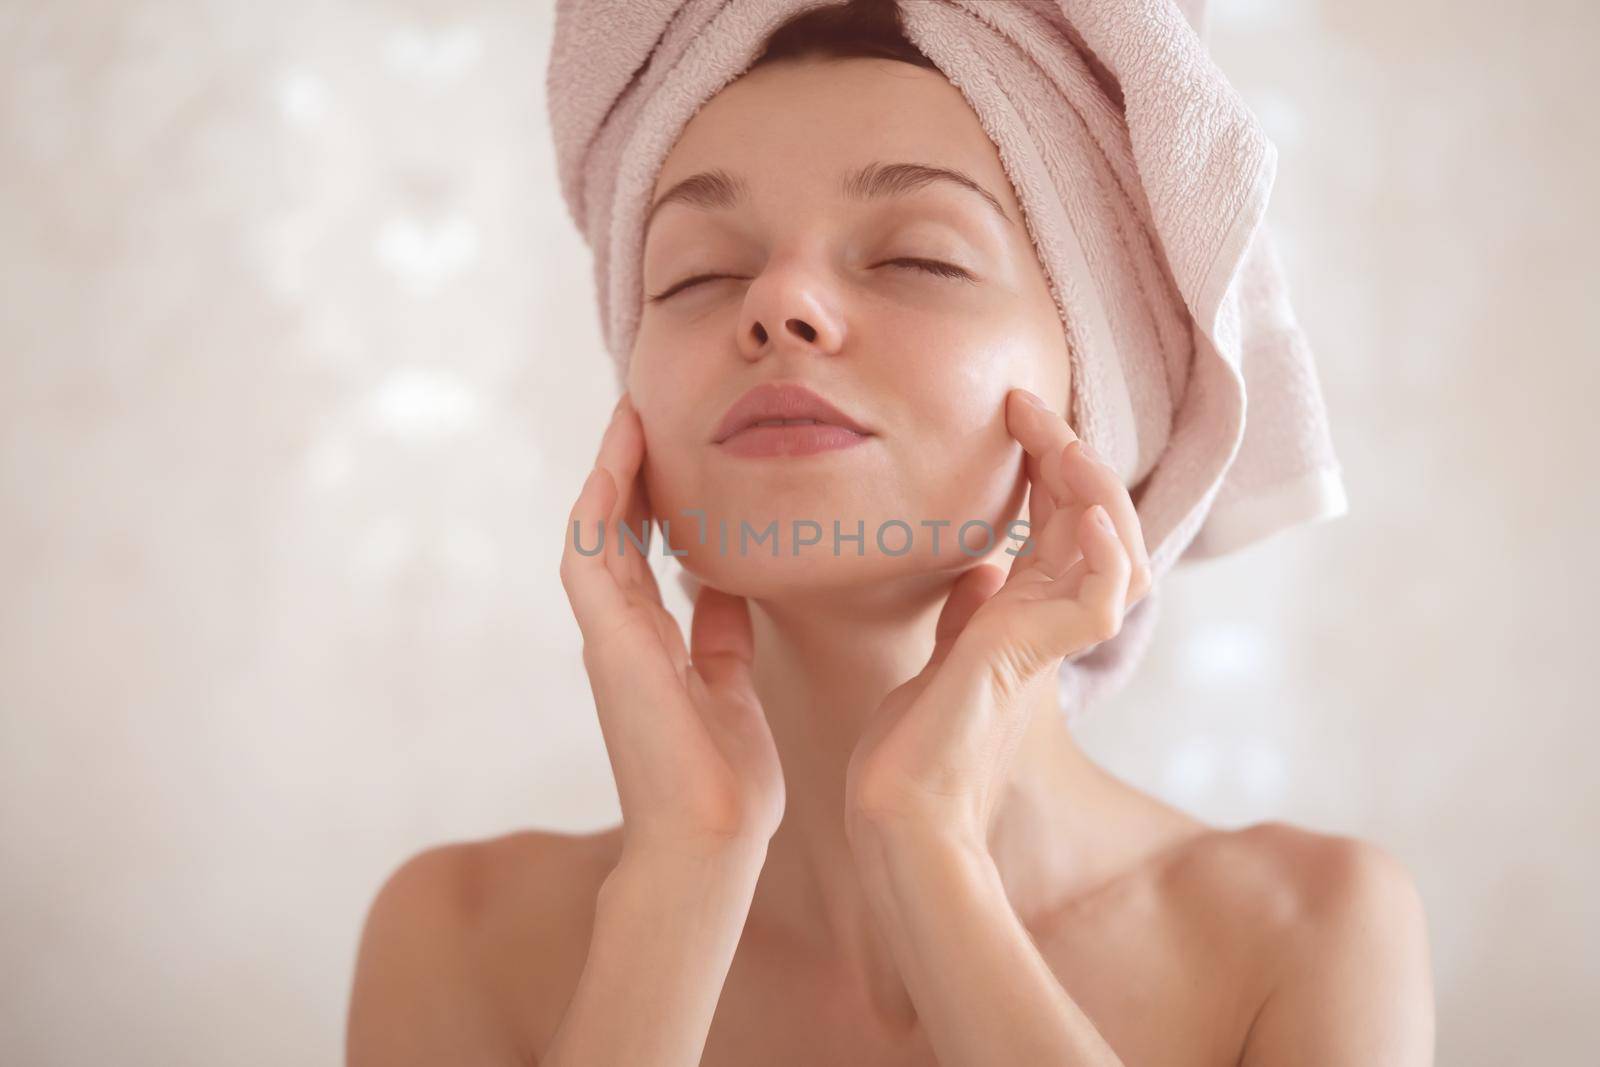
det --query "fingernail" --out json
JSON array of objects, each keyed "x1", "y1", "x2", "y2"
[
  {"x1": 1093, "y1": 505, "x2": 1115, "y2": 531},
  {"x1": 1016, "y1": 388, "x2": 1047, "y2": 409},
  {"x1": 1080, "y1": 442, "x2": 1107, "y2": 466}
]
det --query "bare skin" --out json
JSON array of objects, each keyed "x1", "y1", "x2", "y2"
[
  {"x1": 349, "y1": 810, "x2": 1431, "y2": 1065},
  {"x1": 347, "y1": 55, "x2": 1434, "y2": 1066}
]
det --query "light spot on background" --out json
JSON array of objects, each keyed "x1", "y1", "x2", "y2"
[
  {"x1": 275, "y1": 68, "x2": 328, "y2": 127},
  {"x1": 365, "y1": 368, "x2": 483, "y2": 438},
  {"x1": 374, "y1": 215, "x2": 479, "y2": 294},
  {"x1": 1163, "y1": 735, "x2": 1222, "y2": 803},
  {"x1": 1178, "y1": 622, "x2": 1274, "y2": 687},
  {"x1": 442, "y1": 523, "x2": 495, "y2": 580},
  {"x1": 1234, "y1": 736, "x2": 1289, "y2": 804},
  {"x1": 384, "y1": 25, "x2": 484, "y2": 87},
  {"x1": 305, "y1": 436, "x2": 354, "y2": 491},
  {"x1": 1212, "y1": 0, "x2": 1314, "y2": 29},
  {"x1": 256, "y1": 213, "x2": 317, "y2": 300},
  {"x1": 356, "y1": 514, "x2": 416, "y2": 580}
]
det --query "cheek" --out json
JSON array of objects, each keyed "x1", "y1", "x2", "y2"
[
  {"x1": 894, "y1": 325, "x2": 1048, "y2": 509},
  {"x1": 899, "y1": 301, "x2": 1065, "y2": 425},
  {"x1": 888, "y1": 311, "x2": 1070, "y2": 563},
  {"x1": 627, "y1": 328, "x2": 704, "y2": 423},
  {"x1": 627, "y1": 342, "x2": 716, "y2": 517}
]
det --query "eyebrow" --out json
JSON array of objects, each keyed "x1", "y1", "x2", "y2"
[{"x1": 643, "y1": 161, "x2": 1014, "y2": 235}]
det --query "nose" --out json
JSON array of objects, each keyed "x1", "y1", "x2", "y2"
[{"x1": 736, "y1": 259, "x2": 844, "y2": 362}]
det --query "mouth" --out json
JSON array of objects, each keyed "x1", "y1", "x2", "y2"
[{"x1": 712, "y1": 381, "x2": 875, "y2": 457}]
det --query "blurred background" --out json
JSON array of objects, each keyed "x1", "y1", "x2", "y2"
[{"x1": 2, "y1": 0, "x2": 1595, "y2": 1063}]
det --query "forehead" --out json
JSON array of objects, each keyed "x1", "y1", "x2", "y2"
[{"x1": 653, "y1": 57, "x2": 1021, "y2": 218}]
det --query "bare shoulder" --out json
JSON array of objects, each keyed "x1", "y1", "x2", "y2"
[
  {"x1": 1171, "y1": 820, "x2": 1426, "y2": 927},
  {"x1": 346, "y1": 826, "x2": 624, "y2": 1066},
  {"x1": 1174, "y1": 821, "x2": 1436, "y2": 1066}
]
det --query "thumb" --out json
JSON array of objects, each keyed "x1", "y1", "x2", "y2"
[
  {"x1": 928, "y1": 564, "x2": 1007, "y2": 669},
  {"x1": 689, "y1": 583, "x2": 755, "y2": 689}
]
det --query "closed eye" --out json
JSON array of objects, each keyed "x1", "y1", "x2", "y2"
[
  {"x1": 883, "y1": 257, "x2": 974, "y2": 282},
  {"x1": 646, "y1": 257, "x2": 975, "y2": 302},
  {"x1": 647, "y1": 272, "x2": 731, "y2": 303}
]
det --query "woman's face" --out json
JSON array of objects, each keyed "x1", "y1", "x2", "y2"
[{"x1": 631, "y1": 56, "x2": 1071, "y2": 601}]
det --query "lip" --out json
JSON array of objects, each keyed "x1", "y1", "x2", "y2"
[{"x1": 711, "y1": 381, "x2": 875, "y2": 455}]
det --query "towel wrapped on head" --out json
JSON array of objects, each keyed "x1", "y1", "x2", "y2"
[{"x1": 546, "y1": 0, "x2": 1348, "y2": 719}]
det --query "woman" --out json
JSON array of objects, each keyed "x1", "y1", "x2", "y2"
[{"x1": 347, "y1": 3, "x2": 1434, "y2": 1063}]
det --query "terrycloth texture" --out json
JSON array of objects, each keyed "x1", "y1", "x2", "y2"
[{"x1": 546, "y1": 0, "x2": 1348, "y2": 721}]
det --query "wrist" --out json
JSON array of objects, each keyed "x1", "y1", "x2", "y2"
[
  {"x1": 849, "y1": 812, "x2": 998, "y2": 915},
  {"x1": 848, "y1": 806, "x2": 989, "y2": 866},
  {"x1": 611, "y1": 832, "x2": 768, "y2": 890},
  {"x1": 848, "y1": 816, "x2": 1015, "y2": 990}
]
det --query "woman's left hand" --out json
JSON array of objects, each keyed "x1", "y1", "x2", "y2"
[{"x1": 844, "y1": 387, "x2": 1154, "y2": 851}]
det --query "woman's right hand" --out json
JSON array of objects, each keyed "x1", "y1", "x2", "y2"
[{"x1": 560, "y1": 394, "x2": 785, "y2": 858}]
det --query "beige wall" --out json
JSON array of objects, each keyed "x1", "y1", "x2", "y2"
[{"x1": 1, "y1": 1, "x2": 1594, "y2": 1062}]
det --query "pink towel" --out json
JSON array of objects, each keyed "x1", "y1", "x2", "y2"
[{"x1": 546, "y1": 0, "x2": 1348, "y2": 719}]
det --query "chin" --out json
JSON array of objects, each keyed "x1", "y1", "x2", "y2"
[
  {"x1": 677, "y1": 537, "x2": 996, "y2": 607},
  {"x1": 648, "y1": 467, "x2": 1029, "y2": 601}
]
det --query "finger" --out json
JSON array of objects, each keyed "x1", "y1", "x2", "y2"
[
  {"x1": 1006, "y1": 390, "x2": 1081, "y2": 580},
  {"x1": 1005, "y1": 389, "x2": 1081, "y2": 509},
  {"x1": 615, "y1": 430, "x2": 667, "y2": 600},
  {"x1": 1022, "y1": 445, "x2": 1057, "y2": 533},
  {"x1": 1028, "y1": 488, "x2": 1086, "y2": 581},
  {"x1": 1059, "y1": 441, "x2": 1154, "y2": 601},
  {"x1": 1076, "y1": 504, "x2": 1133, "y2": 634},
  {"x1": 689, "y1": 584, "x2": 755, "y2": 689},
  {"x1": 1017, "y1": 456, "x2": 1097, "y2": 590},
  {"x1": 1051, "y1": 505, "x2": 1132, "y2": 636},
  {"x1": 1004, "y1": 391, "x2": 1081, "y2": 563},
  {"x1": 930, "y1": 564, "x2": 1007, "y2": 668},
  {"x1": 983, "y1": 504, "x2": 1132, "y2": 691},
  {"x1": 640, "y1": 549, "x2": 689, "y2": 684},
  {"x1": 1005, "y1": 390, "x2": 1149, "y2": 603},
  {"x1": 684, "y1": 586, "x2": 775, "y2": 779},
  {"x1": 595, "y1": 395, "x2": 650, "y2": 584},
  {"x1": 594, "y1": 396, "x2": 668, "y2": 606},
  {"x1": 591, "y1": 391, "x2": 630, "y2": 467},
  {"x1": 560, "y1": 464, "x2": 628, "y2": 642},
  {"x1": 1011, "y1": 445, "x2": 1058, "y2": 579}
]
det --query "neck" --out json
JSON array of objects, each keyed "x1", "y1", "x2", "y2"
[{"x1": 737, "y1": 570, "x2": 1180, "y2": 1031}]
